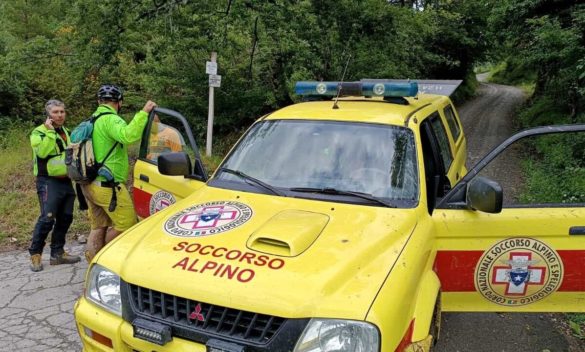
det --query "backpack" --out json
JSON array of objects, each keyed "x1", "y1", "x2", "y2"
[{"x1": 65, "y1": 112, "x2": 119, "y2": 184}]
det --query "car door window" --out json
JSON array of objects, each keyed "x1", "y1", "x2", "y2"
[
  {"x1": 472, "y1": 131, "x2": 585, "y2": 206},
  {"x1": 142, "y1": 112, "x2": 194, "y2": 164},
  {"x1": 134, "y1": 108, "x2": 208, "y2": 219},
  {"x1": 443, "y1": 104, "x2": 461, "y2": 141},
  {"x1": 429, "y1": 113, "x2": 453, "y2": 171},
  {"x1": 420, "y1": 119, "x2": 450, "y2": 213}
]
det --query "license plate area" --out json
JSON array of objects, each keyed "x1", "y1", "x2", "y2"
[{"x1": 206, "y1": 338, "x2": 245, "y2": 352}]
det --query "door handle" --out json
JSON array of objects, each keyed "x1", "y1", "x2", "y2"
[
  {"x1": 139, "y1": 174, "x2": 150, "y2": 182},
  {"x1": 569, "y1": 226, "x2": 585, "y2": 235}
]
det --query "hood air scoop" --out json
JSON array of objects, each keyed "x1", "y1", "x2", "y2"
[{"x1": 247, "y1": 210, "x2": 329, "y2": 257}]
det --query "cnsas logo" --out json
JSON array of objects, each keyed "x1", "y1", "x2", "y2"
[
  {"x1": 164, "y1": 201, "x2": 253, "y2": 237},
  {"x1": 474, "y1": 238, "x2": 563, "y2": 306}
]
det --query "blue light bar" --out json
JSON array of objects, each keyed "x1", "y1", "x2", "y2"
[
  {"x1": 362, "y1": 79, "x2": 462, "y2": 96},
  {"x1": 295, "y1": 82, "x2": 340, "y2": 96},
  {"x1": 295, "y1": 81, "x2": 419, "y2": 97}
]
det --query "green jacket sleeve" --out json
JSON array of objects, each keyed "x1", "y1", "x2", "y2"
[
  {"x1": 106, "y1": 110, "x2": 148, "y2": 144},
  {"x1": 30, "y1": 129, "x2": 57, "y2": 158}
]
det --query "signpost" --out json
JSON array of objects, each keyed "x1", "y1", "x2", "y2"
[
  {"x1": 206, "y1": 61, "x2": 217, "y2": 75},
  {"x1": 206, "y1": 52, "x2": 219, "y2": 157},
  {"x1": 209, "y1": 74, "x2": 222, "y2": 88}
]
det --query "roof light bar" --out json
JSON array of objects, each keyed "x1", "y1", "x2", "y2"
[
  {"x1": 362, "y1": 79, "x2": 462, "y2": 96},
  {"x1": 295, "y1": 81, "x2": 418, "y2": 98}
]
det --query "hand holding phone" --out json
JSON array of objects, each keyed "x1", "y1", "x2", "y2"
[{"x1": 44, "y1": 117, "x2": 54, "y2": 130}]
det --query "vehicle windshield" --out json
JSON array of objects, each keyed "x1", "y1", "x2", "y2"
[{"x1": 212, "y1": 120, "x2": 418, "y2": 206}]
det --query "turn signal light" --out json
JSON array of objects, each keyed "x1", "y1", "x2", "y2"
[{"x1": 83, "y1": 326, "x2": 113, "y2": 348}]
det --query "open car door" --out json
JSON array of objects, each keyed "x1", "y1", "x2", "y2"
[
  {"x1": 433, "y1": 124, "x2": 585, "y2": 312},
  {"x1": 133, "y1": 108, "x2": 207, "y2": 218}
]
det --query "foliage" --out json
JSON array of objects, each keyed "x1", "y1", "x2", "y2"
[
  {"x1": 568, "y1": 313, "x2": 585, "y2": 340},
  {"x1": 489, "y1": 59, "x2": 537, "y2": 87},
  {"x1": 0, "y1": 0, "x2": 490, "y2": 141},
  {"x1": 487, "y1": 1, "x2": 585, "y2": 123}
]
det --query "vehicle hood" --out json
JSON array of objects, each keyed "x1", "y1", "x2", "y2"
[{"x1": 98, "y1": 186, "x2": 417, "y2": 320}]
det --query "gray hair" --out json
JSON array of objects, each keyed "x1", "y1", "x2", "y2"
[{"x1": 45, "y1": 99, "x2": 65, "y2": 115}]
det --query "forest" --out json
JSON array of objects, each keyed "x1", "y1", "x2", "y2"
[{"x1": 0, "y1": 0, "x2": 579, "y2": 139}]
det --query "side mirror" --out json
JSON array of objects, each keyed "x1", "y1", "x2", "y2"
[
  {"x1": 466, "y1": 176, "x2": 503, "y2": 213},
  {"x1": 158, "y1": 152, "x2": 192, "y2": 176}
]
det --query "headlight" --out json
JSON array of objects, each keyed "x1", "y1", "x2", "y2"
[
  {"x1": 86, "y1": 264, "x2": 121, "y2": 316},
  {"x1": 294, "y1": 319, "x2": 379, "y2": 352}
]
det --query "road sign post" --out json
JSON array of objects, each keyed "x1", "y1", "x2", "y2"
[
  {"x1": 209, "y1": 74, "x2": 221, "y2": 88},
  {"x1": 206, "y1": 52, "x2": 218, "y2": 157}
]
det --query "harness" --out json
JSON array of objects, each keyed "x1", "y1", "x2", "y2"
[{"x1": 91, "y1": 112, "x2": 121, "y2": 212}]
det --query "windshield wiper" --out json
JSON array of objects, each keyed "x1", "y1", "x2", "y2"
[
  {"x1": 288, "y1": 187, "x2": 397, "y2": 208},
  {"x1": 218, "y1": 167, "x2": 284, "y2": 196}
]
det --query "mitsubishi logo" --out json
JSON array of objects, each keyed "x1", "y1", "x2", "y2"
[{"x1": 189, "y1": 303, "x2": 205, "y2": 322}]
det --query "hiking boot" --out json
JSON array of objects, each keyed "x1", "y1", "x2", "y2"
[
  {"x1": 30, "y1": 254, "x2": 43, "y2": 272},
  {"x1": 50, "y1": 252, "x2": 81, "y2": 265}
]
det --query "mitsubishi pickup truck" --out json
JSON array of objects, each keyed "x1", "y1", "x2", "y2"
[{"x1": 74, "y1": 80, "x2": 585, "y2": 352}]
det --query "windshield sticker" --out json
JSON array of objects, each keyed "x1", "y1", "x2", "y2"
[
  {"x1": 474, "y1": 238, "x2": 563, "y2": 306},
  {"x1": 164, "y1": 201, "x2": 253, "y2": 237},
  {"x1": 172, "y1": 241, "x2": 286, "y2": 283},
  {"x1": 149, "y1": 190, "x2": 176, "y2": 215}
]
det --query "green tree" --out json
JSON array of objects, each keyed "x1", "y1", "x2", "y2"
[{"x1": 488, "y1": 1, "x2": 585, "y2": 124}]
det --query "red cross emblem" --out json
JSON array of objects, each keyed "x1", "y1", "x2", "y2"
[
  {"x1": 491, "y1": 252, "x2": 546, "y2": 296},
  {"x1": 179, "y1": 206, "x2": 238, "y2": 230},
  {"x1": 154, "y1": 199, "x2": 171, "y2": 212}
]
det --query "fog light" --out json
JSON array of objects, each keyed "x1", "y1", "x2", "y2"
[{"x1": 132, "y1": 318, "x2": 172, "y2": 346}]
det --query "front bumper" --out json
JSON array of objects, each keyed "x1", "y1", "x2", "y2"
[{"x1": 74, "y1": 297, "x2": 206, "y2": 352}]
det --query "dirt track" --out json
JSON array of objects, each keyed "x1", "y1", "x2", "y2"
[{"x1": 434, "y1": 79, "x2": 585, "y2": 352}]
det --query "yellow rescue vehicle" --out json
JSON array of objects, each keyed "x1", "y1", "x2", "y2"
[{"x1": 74, "y1": 80, "x2": 585, "y2": 352}]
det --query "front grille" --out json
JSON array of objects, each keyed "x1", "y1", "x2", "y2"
[{"x1": 128, "y1": 283, "x2": 285, "y2": 344}]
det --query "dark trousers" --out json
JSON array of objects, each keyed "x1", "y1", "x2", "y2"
[{"x1": 29, "y1": 176, "x2": 75, "y2": 257}]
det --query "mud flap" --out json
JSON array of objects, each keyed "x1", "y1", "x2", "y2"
[{"x1": 405, "y1": 335, "x2": 433, "y2": 352}]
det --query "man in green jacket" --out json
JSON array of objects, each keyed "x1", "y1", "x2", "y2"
[
  {"x1": 29, "y1": 99, "x2": 81, "y2": 272},
  {"x1": 81, "y1": 84, "x2": 156, "y2": 261}
]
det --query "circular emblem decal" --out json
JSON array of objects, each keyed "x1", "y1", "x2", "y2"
[
  {"x1": 474, "y1": 238, "x2": 563, "y2": 306},
  {"x1": 164, "y1": 201, "x2": 253, "y2": 237},
  {"x1": 149, "y1": 191, "x2": 176, "y2": 215}
]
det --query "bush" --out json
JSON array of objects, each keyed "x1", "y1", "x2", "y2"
[{"x1": 490, "y1": 58, "x2": 536, "y2": 87}]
